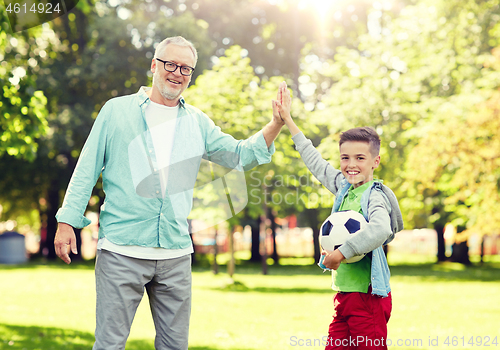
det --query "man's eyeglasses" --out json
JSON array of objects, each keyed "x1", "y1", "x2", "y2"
[{"x1": 156, "y1": 58, "x2": 195, "y2": 76}]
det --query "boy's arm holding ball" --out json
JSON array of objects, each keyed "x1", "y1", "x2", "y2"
[{"x1": 321, "y1": 249, "x2": 345, "y2": 271}]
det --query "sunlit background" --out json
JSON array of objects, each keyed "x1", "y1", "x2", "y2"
[
  {"x1": 1, "y1": 0, "x2": 500, "y2": 348},
  {"x1": 1, "y1": 0, "x2": 499, "y2": 293}
]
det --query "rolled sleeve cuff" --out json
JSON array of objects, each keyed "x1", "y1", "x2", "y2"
[
  {"x1": 55, "y1": 207, "x2": 91, "y2": 229},
  {"x1": 338, "y1": 243, "x2": 357, "y2": 261},
  {"x1": 252, "y1": 130, "x2": 275, "y2": 164}
]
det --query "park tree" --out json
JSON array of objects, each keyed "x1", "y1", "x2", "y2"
[
  {"x1": 406, "y1": 47, "x2": 500, "y2": 263},
  {"x1": 0, "y1": 0, "x2": 214, "y2": 259},
  {"x1": 16, "y1": 4, "x2": 152, "y2": 260},
  {"x1": 183, "y1": 45, "x2": 292, "y2": 265},
  {"x1": 3, "y1": 0, "x2": 498, "y2": 266},
  {"x1": 399, "y1": 0, "x2": 500, "y2": 262},
  {"x1": 183, "y1": 45, "x2": 330, "y2": 265},
  {"x1": 0, "y1": 7, "x2": 48, "y2": 160},
  {"x1": 123, "y1": 0, "x2": 379, "y2": 100},
  {"x1": 296, "y1": 0, "x2": 500, "y2": 262},
  {"x1": 1, "y1": 0, "x2": 418, "y2": 265},
  {"x1": 0, "y1": 5, "x2": 51, "y2": 236}
]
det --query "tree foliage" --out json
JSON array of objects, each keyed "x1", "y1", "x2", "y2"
[
  {"x1": 183, "y1": 45, "x2": 330, "y2": 261},
  {"x1": 407, "y1": 49, "x2": 500, "y2": 236},
  {"x1": 183, "y1": 45, "x2": 321, "y2": 221},
  {"x1": 298, "y1": 0, "x2": 500, "y2": 235},
  {"x1": 0, "y1": 0, "x2": 214, "y2": 258},
  {"x1": 1, "y1": 0, "x2": 500, "y2": 264},
  {"x1": 0, "y1": 7, "x2": 48, "y2": 160}
]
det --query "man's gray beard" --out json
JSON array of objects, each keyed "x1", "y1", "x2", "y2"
[{"x1": 153, "y1": 73, "x2": 181, "y2": 101}]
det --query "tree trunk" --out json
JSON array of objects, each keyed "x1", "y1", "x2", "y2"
[
  {"x1": 449, "y1": 226, "x2": 470, "y2": 265},
  {"x1": 450, "y1": 241, "x2": 471, "y2": 265},
  {"x1": 250, "y1": 217, "x2": 262, "y2": 262},
  {"x1": 434, "y1": 222, "x2": 447, "y2": 262},
  {"x1": 268, "y1": 208, "x2": 279, "y2": 265},
  {"x1": 260, "y1": 215, "x2": 268, "y2": 275},
  {"x1": 45, "y1": 178, "x2": 60, "y2": 260},
  {"x1": 228, "y1": 229, "x2": 235, "y2": 278},
  {"x1": 480, "y1": 235, "x2": 485, "y2": 264},
  {"x1": 212, "y1": 228, "x2": 219, "y2": 275}
]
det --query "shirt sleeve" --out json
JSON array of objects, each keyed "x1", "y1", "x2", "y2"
[
  {"x1": 55, "y1": 103, "x2": 109, "y2": 228},
  {"x1": 202, "y1": 115, "x2": 275, "y2": 171},
  {"x1": 291, "y1": 131, "x2": 342, "y2": 194},
  {"x1": 338, "y1": 191, "x2": 392, "y2": 259}
]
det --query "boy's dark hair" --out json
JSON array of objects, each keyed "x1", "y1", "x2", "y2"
[{"x1": 339, "y1": 127, "x2": 381, "y2": 156}]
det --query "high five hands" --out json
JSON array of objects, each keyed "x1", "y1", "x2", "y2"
[{"x1": 273, "y1": 81, "x2": 300, "y2": 136}]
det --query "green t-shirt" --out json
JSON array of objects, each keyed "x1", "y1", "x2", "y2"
[{"x1": 331, "y1": 181, "x2": 374, "y2": 293}]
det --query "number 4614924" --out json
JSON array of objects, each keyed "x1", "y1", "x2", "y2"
[
  {"x1": 6, "y1": 2, "x2": 61, "y2": 14},
  {"x1": 444, "y1": 336, "x2": 498, "y2": 347}
]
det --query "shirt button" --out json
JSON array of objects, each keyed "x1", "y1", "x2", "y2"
[
  {"x1": 160, "y1": 213, "x2": 163, "y2": 216},
  {"x1": 156, "y1": 190, "x2": 159, "y2": 194},
  {"x1": 149, "y1": 150, "x2": 153, "y2": 153}
]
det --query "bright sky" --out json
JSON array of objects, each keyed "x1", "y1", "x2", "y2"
[
  {"x1": 269, "y1": 0, "x2": 394, "y2": 18},
  {"x1": 297, "y1": 0, "x2": 336, "y2": 13}
]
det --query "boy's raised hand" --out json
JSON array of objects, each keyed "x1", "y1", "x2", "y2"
[
  {"x1": 272, "y1": 81, "x2": 286, "y2": 124},
  {"x1": 273, "y1": 81, "x2": 301, "y2": 136},
  {"x1": 273, "y1": 81, "x2": 291, "y2": 123}
]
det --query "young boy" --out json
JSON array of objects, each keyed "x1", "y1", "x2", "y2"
[{"x1": 273, "y1": 82, "x2": 403, "y2": 350}]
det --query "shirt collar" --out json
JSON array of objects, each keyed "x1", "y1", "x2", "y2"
[
  {"x1": 137, "y1": 86, "x2": 186, "y2": 108},
  {"x1": 349, "y1": 180, "x2": 375, "y2": 198}
]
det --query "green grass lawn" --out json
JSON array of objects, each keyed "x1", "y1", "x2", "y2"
[{"x1": 1, "y1": 253, "x2": 499, "y2": 349}]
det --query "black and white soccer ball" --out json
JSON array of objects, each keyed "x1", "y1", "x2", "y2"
[{"x1": 320, "y1": 210, "x2": 367, "y2": 264}]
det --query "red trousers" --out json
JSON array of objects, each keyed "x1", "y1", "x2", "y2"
[{"x1": 325, "y1": 290, "x2": 392, "y2": 350}]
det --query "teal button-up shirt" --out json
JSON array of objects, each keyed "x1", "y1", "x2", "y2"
[{"x1": 56, "y1": 87, "x2": 275, "y2": 249}]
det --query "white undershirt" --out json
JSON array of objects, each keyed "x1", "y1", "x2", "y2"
[{"x1": 98, "y1": 100, "x2": 193, "y2": 259}]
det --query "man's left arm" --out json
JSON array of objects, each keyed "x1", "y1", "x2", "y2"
[
  {"x1": 262, "y1": 117, "x2": 285, "y2": 148},
  {"x1": 202, "y1": 86, "x2": 286, "y2": 170}
]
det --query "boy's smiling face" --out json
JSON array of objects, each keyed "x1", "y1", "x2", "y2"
[{"x1": 339, "y1": 141, "x2": 381, "y2": 188}]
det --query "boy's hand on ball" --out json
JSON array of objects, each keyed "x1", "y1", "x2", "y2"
[{"x1": 321, "y1": 249, "x2": 345, "y2": 270}]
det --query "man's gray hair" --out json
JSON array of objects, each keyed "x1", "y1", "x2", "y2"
[{"x1": 154, "y1": 36, "x2": 198, "y2": 66}]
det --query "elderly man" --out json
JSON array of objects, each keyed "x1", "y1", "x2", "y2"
[{"x1": 54, "y1": 36, "x2": 284, "y2": 349}]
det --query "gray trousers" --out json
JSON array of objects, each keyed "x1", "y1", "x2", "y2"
[{"x1": 93, "y1": 250, "x2": 192, "y2": 350}]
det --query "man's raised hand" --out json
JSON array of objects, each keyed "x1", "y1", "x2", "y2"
[{"x1": 274, "y1": 82, "x2": 300, "y2": 136}]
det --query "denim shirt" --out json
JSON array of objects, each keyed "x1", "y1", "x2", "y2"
[{"x1": 56, "y1": 87, "x2": 275, "y2": 249}]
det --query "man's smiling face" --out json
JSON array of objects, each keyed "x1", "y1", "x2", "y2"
[{"x1": 151, "y1": 44, "x2": 195, "y2": 106}]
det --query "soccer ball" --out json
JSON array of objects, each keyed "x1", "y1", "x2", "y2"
[{"x1": 320, "y1": 210, "x2": 367, "y2": 264}]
